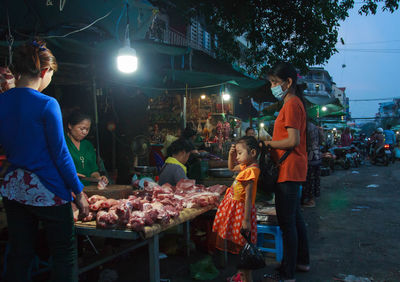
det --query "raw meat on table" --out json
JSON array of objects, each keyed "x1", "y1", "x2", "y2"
[
  {"x1": 96, "y1": 209, "x2": 119, "y2": 229},
  {"x1": 88, "y1": 195, "x2": 107, "y2": 204}
]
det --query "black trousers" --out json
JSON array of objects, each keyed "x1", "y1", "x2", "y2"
[
  {"x1": 3, "y1": 198, "x2": 77, "y2": 282},
  {"x1": 275, "y1": 182, "x2": 310, "y2": 279}
]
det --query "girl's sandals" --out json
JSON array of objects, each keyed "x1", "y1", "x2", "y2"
[
  {"x1": 263, "y1": 273, "x2": 295, "y2": 282},
  {"x1": 227, "y1": 272, "x2": 244, "y2": 282}
]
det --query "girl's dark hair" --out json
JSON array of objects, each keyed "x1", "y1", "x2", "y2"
[
  {"x1": 9, "y1": 39, "x2": 58, "y2": 78},
  {"x1": 245, "y1": 127, "x2": 254, "y2": 134},
  {"x1": 236, "y1": 136, "x2": 260, "y2": 156},
  {"x1": 66, "y1": 111, "x2": 91, "y2": 127},
  {"x1": 167, "y1": 138, "x2": 195, "y2": 157},
  {"x1": 268, "y1": 62, "x2": 309, "y2": 148}
]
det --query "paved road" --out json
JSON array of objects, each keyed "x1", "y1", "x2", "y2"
[{"x1": 295, "y1": 162, "x2": 400, "y2": 282}]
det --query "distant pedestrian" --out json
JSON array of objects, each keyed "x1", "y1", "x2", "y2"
[
  {"x1": 302, "y1": 121, "x2": 324, "y2": 208},
  {"x1": 245, "y1": 127, "x2": 256, "y2": 137},
  {"x1": 340, "y1": 127, "x2": 353, "y2": 147}
]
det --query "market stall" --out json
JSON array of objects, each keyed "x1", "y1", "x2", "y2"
[
  {"x1": 75, "y1": 205, "x2": 215, "y2": 282},
  {"x1": 73, "y1": 180, "x2": 227, "y2": 281}
]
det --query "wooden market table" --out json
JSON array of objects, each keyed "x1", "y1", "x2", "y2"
[
  {"x1": 198, "y1": 177, "x2": 234, "y2": 187},
  {"x1": 75, "y1": 205, "x2": 215, "y2": 282}
]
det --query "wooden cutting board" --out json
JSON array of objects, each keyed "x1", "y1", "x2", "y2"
[{"x1": 83, "y1": 185, "x2": 133, "y2": 199}]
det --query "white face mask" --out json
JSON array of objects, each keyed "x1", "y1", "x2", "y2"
[{"x1": 271, "y1": 82, "x2": 288, "y2": 101}]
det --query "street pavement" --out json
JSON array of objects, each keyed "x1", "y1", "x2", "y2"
[{"x1": 294, "y1": 161, "x2": 400, "y2": 282}]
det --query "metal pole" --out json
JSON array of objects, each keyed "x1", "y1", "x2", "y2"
[
  {"x1": 183, "y1": 84, "x2": 187, "y2": 128},
  {"x1": 92, "y1": 75, "x2": 101, "y2": 165}
]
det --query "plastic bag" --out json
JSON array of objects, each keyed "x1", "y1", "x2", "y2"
[
  {"x1": 258, "y1": 127, "x2": 272, "y2": 141},
  {"x1": 190, "y1": 255, "x2": 219, "y2": 280},
  {"x1": 237, "y1": 230, "x2": 266, "y2": 270}
]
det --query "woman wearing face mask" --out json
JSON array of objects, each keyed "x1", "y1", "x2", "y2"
[
  {"x1": 65, "y1": 111, "x2": 109, "y2": 187},
  {"x1": 262, "y1": 62, "x2": 310, "y2": 282}
]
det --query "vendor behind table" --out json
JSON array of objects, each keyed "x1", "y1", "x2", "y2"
[
  {"x1": 158, "y1": 138, "x2": 195, "y2": 186},
  {"x1": 65, "y1": 110, "x2": 109, "y2": 188}
]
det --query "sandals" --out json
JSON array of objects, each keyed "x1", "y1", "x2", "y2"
[
  {"x1": 263, "y1": 273, "x2": 296, "y2": 282},
  {"x1": 227, "y1": 272, "x2": 244, "y2": 282}
]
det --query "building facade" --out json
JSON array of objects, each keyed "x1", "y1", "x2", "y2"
[{"x1": 299, "y1": 67, "x2": 334, "y2": 98}]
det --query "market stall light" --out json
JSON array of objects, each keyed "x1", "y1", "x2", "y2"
[
  {"x1": 116, "y1": 2, "x2": 138, "y2": 74},
  {"x1": 333, "y1": 128, "x2": 337, "y2": 131},
  {"x1": 222, "y1": 93, "x2": 231, "y2": 101},
  {"x1": 321, "y1": 106, "x2": 327, "y2": 112},
  {"x1": 397, "y1": 131, "x2": 399, "y2": 135},
  {"x1": 260, "y1": 123, "x2": 265, "y2": 128},
  {"x1": 200, "y1": 94, "x2": 206, "y2": 100},
  {"x1": 117, "y1": 46, "x2": 138, "y2": 73}
]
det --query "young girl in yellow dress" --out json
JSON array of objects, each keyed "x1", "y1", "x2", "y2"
[{"x1": 213, "y1": 136, "x2": 260, "y2": 282}]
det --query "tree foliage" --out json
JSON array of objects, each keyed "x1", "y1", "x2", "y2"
[{"x1": 151, "y1": 0, "x2": 400, "y2": 75}]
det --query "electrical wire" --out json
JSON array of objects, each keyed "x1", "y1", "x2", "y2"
[
  {"x1": 59, "y1": 0, "x2": 66, "y2": 11},
  {"x1": 43, "y1": 9, "x2": 114, "y2": 39},
  {"x1": 6, "y1": 0, "x2": 14, "y2": 65},
  {"x1": 338, "y1": 48, "x2": 400, "y2": 53},
  {"x1": 349, "y1": 97, "x2": 400, "y2": 102},
  {"x1": 344, "y1": 39, "x2": 400, "y2": 45}
]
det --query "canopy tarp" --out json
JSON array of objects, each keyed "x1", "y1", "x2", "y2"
[{"x1": 304, "y1": 95, "x2": 337, "y2": 106}]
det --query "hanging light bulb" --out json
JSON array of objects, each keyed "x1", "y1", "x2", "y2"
[
  {"x1": 322, "y1": 106, "x2": 327, "y2": 112},
  {"x1": 222, "y1": 93, "x2": 231, "y2": 101},
  {"x1": 117, "y1": 2, "x2": 138, "y2": 73}
]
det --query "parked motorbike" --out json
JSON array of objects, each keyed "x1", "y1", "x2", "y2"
[{"x1": 329, "y1": 147, "x2": 352, "y2": 170}]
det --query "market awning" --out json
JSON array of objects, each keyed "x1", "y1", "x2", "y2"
[{"x1": 304, "y1": 95, "x2": 337, "y2": 106}]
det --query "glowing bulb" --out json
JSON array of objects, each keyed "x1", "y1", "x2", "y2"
[
  {"x1": 260, "y1": 123, "x2": 265, "y2": 128},
  {"x1": 201, "y1": 95, "x2": 206, "y2": 100},
  {"x1": 117, "y1": 46, "x2": 138, "y2": 73},
  {"x1": 333, "y1": 128, "x2": 337, "y2": 131},
  {"x1": 321, "y1": 106, "x2": 327, "y2": 111},
  {"x1": 222, "y1": 93, "x2": 231, "y2": 101}
]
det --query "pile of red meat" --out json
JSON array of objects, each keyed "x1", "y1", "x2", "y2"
[{"x1": 74, "y1": 179, "x2": 226, "y2": 232}]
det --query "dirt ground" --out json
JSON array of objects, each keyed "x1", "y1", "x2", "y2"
[{"x1": 32, "y1": 161, "x2": 400, "y2": 282}]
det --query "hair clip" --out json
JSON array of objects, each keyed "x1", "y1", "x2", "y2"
[{"x1": 32, "y1": 40, "x2": 47, "y2": 52}]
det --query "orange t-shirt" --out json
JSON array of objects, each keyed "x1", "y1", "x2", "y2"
[
  {"x1": 232, "y1": 164, "x2": 260, "y2": 204},
  {"x1": 272, "y1": 96, "x2": 307, "y2": 183}
]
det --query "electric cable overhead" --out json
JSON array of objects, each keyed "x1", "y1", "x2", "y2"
[
  {"x1": 43, "y1": 9, "x2": 114, "y2": 39},
  {"x1": 349, "y1": 97, "x2": 400, "y2": 102}
]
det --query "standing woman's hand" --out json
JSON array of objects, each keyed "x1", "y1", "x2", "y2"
[{"x1": 75, "y1": 192, "x2": 89, "y2": 218}]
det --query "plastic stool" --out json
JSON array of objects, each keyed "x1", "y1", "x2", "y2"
[{"x1": 256, "y1": 224, "x2": 283, "y2": 262}]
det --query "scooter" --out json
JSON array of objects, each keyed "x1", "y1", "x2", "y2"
[{"x1": 370, "y1": 142, "x2": 390, "y2": 166}]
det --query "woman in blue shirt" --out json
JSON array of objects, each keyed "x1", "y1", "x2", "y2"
[{"x1": 0, "y1": 39, "x2": 88, "y2": 281}]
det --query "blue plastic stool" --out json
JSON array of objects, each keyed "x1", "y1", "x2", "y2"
[{"x1": 256, "y1": 224, "x2": 283, "y2": 262}]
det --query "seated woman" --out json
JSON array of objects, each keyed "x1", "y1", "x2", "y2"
[
  {"x1": 158, "y1": 138, "x2": 194, "y2": 186},
  {"x1": 65, "y1": 111, "x2": 109, "y2": 186}
]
